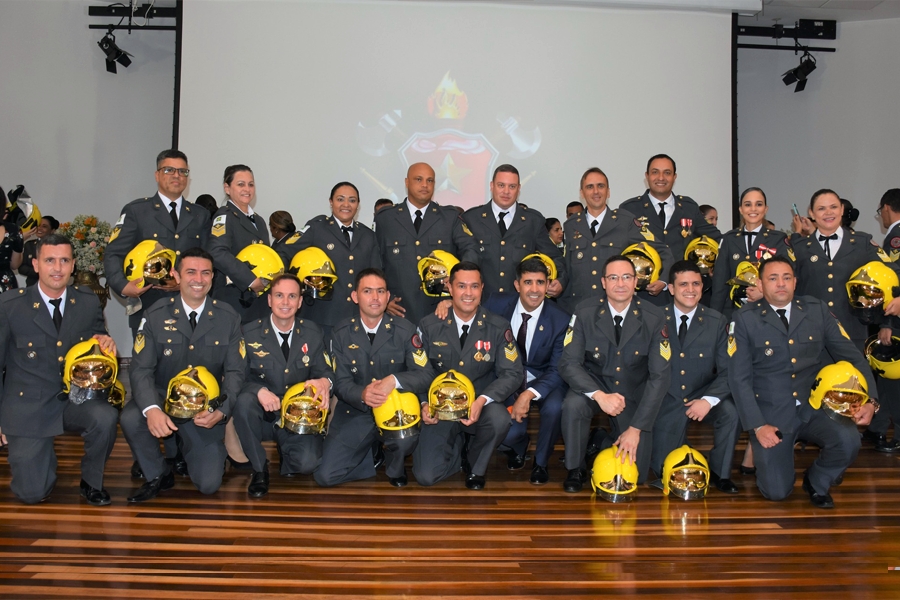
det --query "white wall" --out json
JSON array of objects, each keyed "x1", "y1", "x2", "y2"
[
  {"x1": 0, "y1": 0, "x2": 176, "y2": 353},
  {"x1": 737, "y1": 17, "x2": 900, "y2": 237}
]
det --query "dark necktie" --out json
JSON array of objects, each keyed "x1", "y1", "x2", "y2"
[
  {"x1": 341, "y1": 225, "x2": 352, "y2": 244},
  {"x1": 498, "y1": 211, "x2": 508, "y2": 236},
  {"x1": 657, "y1": 202, "x2": 667, "y2": 227},
  {"x1": 279, "y1": 332, "x2": 290, "y2": 359},
  {"x1": 614, "y1": 315, "x2": 623, "y2": 345},
  {"x1": 776, "y1": 308, "x2": 789, "y2": 330},
  {"x1": 189, "y1": 310, "x2": 197, "y2": 331},
  {"x1": 459, "y1": 324, "x2": 469, "y2": 347},
  {"x1": 49, "y1": 298, "x2": 62, "y2": 332},
  {"x1": 678, "y1": 314, "x2": 688, "y2": 344},
  {"x1": 745, "y1": 230, "x2": 756, "y2": 255},
  {"x1": 248, "y1": 213, "x2": 257, "y2": 228},
  {"x1": 169, "y1": 201, "x2": 178, "y2": 229},
  {"x1": 367, "y1": 331, "x2": 376, "y2": 344},
  {"x1": 819, "y1": 233, "x2": 838, "y2": 259},
  {"x1": 516, "y1": 313, "x2": 531, "y2": 362},
  {"x1": 590, "y1": 220, "x2": 598, "y2": 238},
  {"x1": 414, "y1": 209, "x2": 423, "y2": 233}
]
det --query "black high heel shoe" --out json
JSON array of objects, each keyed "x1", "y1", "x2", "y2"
[{"x1": 740, "y1": 465, "x2": 756, "y2": 476}]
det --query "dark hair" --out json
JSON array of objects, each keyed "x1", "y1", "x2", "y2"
[
  {"x1": 374, "y1": 198, "x2": 393, "y2": 209},
  {"x1": 603, "y1": 255, "x2": 635, "y2": 276},
  {"x1": 646, "y1": 153, "x2": 676, "y2": 174},
  {"x1": 449, "y1": 261, "x2": 482, "y2": 283},
  {"x1": 517, "y1": 257, "x2": 549, "y2": 280},
  {"x1": 194, "y1": 194, "x2": 219, "y2": 217},
  {"x1": 544, "y1": 217, "x2": 560, "y2": 232},
  {"x1": 156, "y1": 149, "x2": 188, "y2": 168},
  {"x1": 698, "y1": 205, "x2": 716, "y2": 216},
  {"x1": 223, "y1": 164, "x2": 253, "y2": 185},
  {"x1": 41, "y1": 215, "x2": 60, "y2": 230},
  {"x1": 354, "y1": 267, "x2": 387, "y2": 289},
  {"x1": 667, "y1": 259, "x2": 702, "y2": 284},
  {"x1": 880, "y1": 189, "x2": 900, "y2": 214},
  {"x1": 176, "y1": 247, "x2": 215, "y2": 271},
  {"x1": 269, "y1": 210, "x2": 296, "y2": 235},
  {"x1": 759, "y1": 255, "x2": 794, "y2": 277},
  {"x1": 268, "y1": 273, "x2": 302, "y2": 294},
  {"x1": 330, "y1": 181, "x2": 360, "y2": 200},
  {"x1": 809, "y1": 188, "x2": 839, "y2": 210},
  {"x1": 492, "y1": 164, "x2": 520, "y2": 181},
  {"x1": 840, "y1": 198, "x2": 859, "y2": 228},
  {"x1": 36, "y1": 233, "x2": 73, "y2": 257},
  {"x1": 580, "y1": 167, "x2": 608, "y2": 188},
  {"x1": 739, "y1": 187, "x2": 767, "y2": 205}
]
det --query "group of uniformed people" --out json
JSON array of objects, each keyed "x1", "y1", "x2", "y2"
[{"x1": 1, "y1": 148, "x2": 899, "y2": 511}]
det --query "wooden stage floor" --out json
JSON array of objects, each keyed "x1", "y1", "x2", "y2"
[{"x1": 1, "y1": 424, "x2": 899, "y2": 599}]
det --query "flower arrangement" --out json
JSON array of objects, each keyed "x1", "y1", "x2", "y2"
[{"x1": 58, "y1": 215, "x2": 113, "y2": 276}]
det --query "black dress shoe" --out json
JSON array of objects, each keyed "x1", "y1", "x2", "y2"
[
  {"x1": 128, "y1": 471, "x2": 175, "y2": 503},
  {"x1": 710, "y1": 473, "x2": 739, "y2": 494},
  {"x1": 862, "y1": 429, "x2": 881, "y2": 444},
  {"x1": 131, "y1": 461, "x2": 145, "y2": 480},
  {"x1": 389, "y1": 472, "x2": 408, "y2": 488},
  {"x1": 505, "y1": 449, "x2": 526, "y2": 471},
  {"x1": 530, "y1": 464, "x2": 549, "y2": 485},
  {"x1": 80, "y1": 479, "x2": 111, "y2": 506},
  {"x1": 167, "y1": 454, "x2": 189, "y2": 477},
  {"x1": 373, "y1": 443, "x2": 386, "y2": 470},
  {"x1": 465, "y1": 473, "x2": 485, "y2": 490},
  {"x1": 833, "y1": 474, "x2": 844, "y2": 486},
  {"x1": 248, "y1": 469, "x2": 270, "y2": 498},
  {"x1": 874, "y1": 435, "x2": 900, "y2": 454},
  {"x1": 739, "y1": 465, "x2": 757, "y2": 476},
  {"x1": 802, "y1": 472, "x2": 834, "y2": 509},
  {"x1": 563, "y1": 468, "x2": 587, "y2": 493}
]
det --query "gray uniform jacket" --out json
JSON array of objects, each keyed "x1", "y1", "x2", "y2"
[
  {"x1": 208, "y1": 201, "x2": 270, "y2": 291},
  {"x1": 728, "y1": 296, "x2": 877, "y2": 434},
  {"x1": 240, "y1": 316, "x2": 331, "y2": 398},
  {"x1": 374, "y1": 200, "x2": 479, "y2": 326},
  {"x1": 129, "y1": 296, "x2": 246, "y2": 421},
  {"x1": 288, "y1": 217, "x2": 383, "y2": 330},
  {"x1": 462, "y1": 202, "x2": 567, "y2": 295},
  {"x1": 620, "y1": 191, "x2": 720, "y2": 265},
  {"x1": 558, "y1": 298, "x2": 671, "y2": 432},
  {"x1": 661, "y1": 304, "x2": 730, "y2": 404},
  {"x1": 417, "y1": 308, "x2": 523, "y2": 404},
  {"x1": 710, "y1": 228, "x2": 793, "y2": 316},
  {"x1": 0, "y1": 285, "x2": 107, "y2": 437}
]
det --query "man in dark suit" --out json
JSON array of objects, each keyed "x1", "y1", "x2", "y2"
[
  {"x1": 649, "y1": 260, "x2": 740, "y2": 494},
  {"x1": 0, "y1": 234, "x2": 118, "y2": 505},
  {"x1": 463, "y1": 164, "x2": 566, "y2": 297},
  {"x1": 620, "y1": 154, "x2": 719, "y2": 305},
  {"x1": 414, "y1": 262, "x2": 522, "y2": 490},
  {"x1": 374, "y1": 162, "x2": 479, "y2": 327},
  {"x1": 315, "y1": 268, "x2": 433, "y2": 488},
  {"x1": 559, "y1": 255, "x2": 671, "y2": 492},
  {"x1": 104, "y1": 149, "x2": 210, "y2": 336},
  {"x1": 232, "y1": 273, "x2": 332, "y2": 497},
  {"x1": 729, "y1": 256, "x2": 878, "y2": 508},
  {"x1": 483, "y1": 257, "x2": 569, "y2": 485},
  {"x1": 121, "y1": 247, "x2": 246, "y2": 502},
  {"x1": 560, "y1": 167, "x2": 674, "y2": 313}
]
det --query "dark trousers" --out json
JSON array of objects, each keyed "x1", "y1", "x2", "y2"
[{"x1": 502, "y1": 387, "x2": 564, "y2": 467}]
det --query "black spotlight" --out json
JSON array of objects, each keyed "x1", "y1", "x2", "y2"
[
  {"x1": 97, "y1": 27, "x2": 133, "y2": 74},
  {"x1": 782, "y1": 52, "x2": 817, "y2": 93}
]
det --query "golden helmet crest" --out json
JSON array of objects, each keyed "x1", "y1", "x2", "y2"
[
  {"x1": 622, "y1": 242, "x2": 662, "y2": 291},
  {"x1": 124, "y1": 240, "x2": 177, "y2": 289},
  {"x1": 866, "y1": 335, "x2": 900, "y2": 380},
  {"x1": 165, "y1": 366, "x2": 221, "y2": 420},
  {"x1": 809, "y1": 361, "x2": 869, "y2": 420},
  {"x1": 847, "y1": 261, "x2": 899, "y2": 324},
  {"x1": 520, "y1": 252, "x2": 558, "y2": 281},
  {"x1": 63, "y1": 340, "x2": 118, "y2": 405},
  {"x1": 727, "y1": 261, "x2": 760, "y2": 308},
  {"x1": 372, "y1": 390, "x2": 421, "y2": 439},
  {"x1": 289, "y1": 247, "x2": 337, "y2": 300},
  {"x1": 684, "y1": 235, "x2": 719, "y2": 277},
  {"x1": 662, "y1": 445, "x2": 710, "y2": 500},
  {"x1": 427, "y1": 370, "x2": 475, "y2": 421},
  {"x1": 109, "y1": 380, "x2": 127, "y2": 410},
  {"x1": 237, "y1": 244, "x2": 285, "y2": 295},
  {"x1": 590, "y1": 446, "x2": 639, "y2": 503},
  {"x1": 280, "y1": 382, "x2": 328, "y2": 435},
  {"x1": 418, "y1": 250, "x2": 460, "y2": 297}
]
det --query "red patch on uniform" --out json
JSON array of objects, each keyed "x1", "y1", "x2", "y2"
[
  {"x1": 504, "y1": 329, "x2": 515, "y2": 344},
  {"x1": 661, "y1": 325, "x2": 669, "y2": 339},
  {"x1": 783, "y1": 236, "x2": 792, "y2": 248},
  {"x1": 891, "y1": 237, "x2": 900, "y2": 249},
  {"x1": 411, "y1": 334, "x2": 423, "y2": 349},
  {"x1": 633, "y1": 219, "x2": 643, "y2": 228}
]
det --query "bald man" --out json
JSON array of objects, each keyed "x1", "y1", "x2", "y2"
[{"x1": 374, "y1": 163, "x2": 480, "y2": 326}]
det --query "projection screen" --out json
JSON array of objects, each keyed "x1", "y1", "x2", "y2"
[{"x1": 179, "y1": 0, "x2": 733, "y2": 227}]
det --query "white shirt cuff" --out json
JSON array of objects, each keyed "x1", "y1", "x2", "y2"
[
  {"x1": 142, "y1": 405, "x2": 162, "y2": 417},
  {"x1": 392, "y1": 375, "x2": 401, "y2": 389},
  {"x1": 702, "y1": 396, "x2": 721, "y2": 408},
  {"x1": 527, "y1": 387, "x2": 541, "y2": 400},
  {"x1": 586, "y1": 391, "x2": 600, "y2": 400}
]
